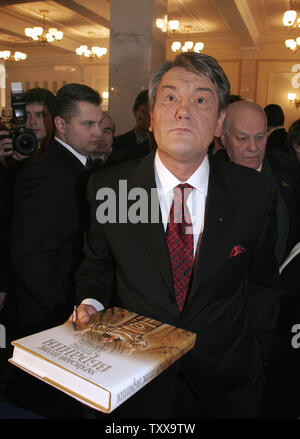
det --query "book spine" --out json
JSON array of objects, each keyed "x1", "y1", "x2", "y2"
[{"x1": 110, "y1": 337, "x2": 195, "y2": 411}]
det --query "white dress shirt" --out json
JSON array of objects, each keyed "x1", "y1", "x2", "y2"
[
  {"x1": 55, "y1": 136, "x2": 87, "y2": 166},
  {"x1": 82, "y1": 151, "x2": 210, "y2": 311},
  {"x1": 155, "y1": 151, "x2": 209, "y2": 256}
]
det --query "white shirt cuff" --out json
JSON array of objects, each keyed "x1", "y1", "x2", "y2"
[{"x1": 81, "y1": 298, "x2": 104, "y2": 312}]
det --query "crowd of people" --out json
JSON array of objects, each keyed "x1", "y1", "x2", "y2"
[{"x1": 0, "y1": 51, "x2": 299, "y2": 419}]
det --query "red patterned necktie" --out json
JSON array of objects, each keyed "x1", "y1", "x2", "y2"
[{"x1": 166, "y1": 183, "x2": 194, "y2": 311}]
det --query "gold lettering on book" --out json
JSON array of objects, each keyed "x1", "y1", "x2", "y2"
[
  {"x1": 38, "y1": 339, "x2": 112, "y2": 375},
  {"x1": 78, "y1": 315, "x2": 163, "y2": 352}
]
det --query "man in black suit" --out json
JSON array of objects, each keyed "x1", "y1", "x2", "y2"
[
  {"x1": 8, "y1": 83, "x2": 103, "y2": 339},
  {"x1": 5, "y1": 83, "x2": 104, "y2": 418},
  {"x1": 264, "y1": 104, "x2": 291, "y2": 155},
  {"x1": 221, "y1": 100, "x2": 300, "y2": 265},
  {"x1": 72, "y1": 53, "x2": 281, "y2": 419},
  {"x1": 113, "y1": 89, "x2": 150, "y2": 151},
  {"x1": 107, "y1": 90, "x2": 152, "y2": 166}
]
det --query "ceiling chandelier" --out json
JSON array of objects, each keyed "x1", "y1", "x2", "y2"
[
  {"x1": 156, "y1": 15, "x2": 179, "y2": 33},
  {"x1": 0, "y1": 50, "x2": 27, "y2": 62},
  {"x1": 171, "y1": 25, "x2": 204, "y2": 53},
  {"x1": 25, "y1": 10, "x2": 63, "y2": 45},
  {"x1": 283, "y1": 2, "x2": 300, "y2": 51},
  {"x1": 76, "y1": 32, "x2": 107, "y2": 61},
  {"x1": 0, "y1": 38, "x2": 27, "y2": 62}
]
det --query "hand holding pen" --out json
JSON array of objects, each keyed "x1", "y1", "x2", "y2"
[{"x1": 66, "y1": 303, "x2": 98, "y2": 324}]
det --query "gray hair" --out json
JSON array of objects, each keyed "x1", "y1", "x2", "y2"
[
  {"x1": 102, "y1": 111, "x2": 116, "y2": 135},
  {"x1": 223, "y1": 101, "x2": 267, "y2": 134},
  {"x1": 148, "y1": 52, "x2": 230, "y2": 115}
]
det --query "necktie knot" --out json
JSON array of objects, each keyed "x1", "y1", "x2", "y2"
[
  {"x1": 85, "y1": 156, "x2": 94, "y2": 169},
  {"x1": 172, "y1": 183, "x2": 193, "y2": 224}
]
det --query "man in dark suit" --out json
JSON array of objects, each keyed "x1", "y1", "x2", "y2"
[
  {"x1": 221, "y1": 100, "x2": 300, "y2": 265},
  {"x1": 113, "y1": 89, "x2": 150, "y2": 151},
  {"x1": 8, "y1": 83, "x2": 103, "y2": 339},
  {"x1": 72, "y1": 53, "x2": 281, "y2": 419},
  {"x1": 108, "y1": 90, "x2": 152, "y2": 166},
  {"x1": 5, "y1": 83, "x2": 104, "y2": 418},
  {"x1": 264, "y1": 104, "x2": 291, "y2": 155}
]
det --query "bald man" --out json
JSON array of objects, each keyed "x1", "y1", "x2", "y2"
[{"x1": 221, "y1": 101, "x2": 300, "y2": 265}]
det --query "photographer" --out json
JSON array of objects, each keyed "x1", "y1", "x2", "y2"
[
  {"x1": 24, "y1": 87, "x2": 56, "y2": 152},
  {"x1": 1, "y1": 87, "x2": 56, "y2": 167}
]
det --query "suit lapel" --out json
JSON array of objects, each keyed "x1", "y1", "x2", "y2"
[
  {"x1": 127, "y1": 152, "x2": 174, "y2": 296},
  {"x1": 182, "y1": 156, "x2": 237, "y2": 321}
]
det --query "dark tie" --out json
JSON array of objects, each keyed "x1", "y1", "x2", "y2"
[
  {"x1": 166, "y1": 183, "x2": 194, "y2": 311},
  {"x1": 85, "y1": 157, "x2": 95, "y2": 169}
]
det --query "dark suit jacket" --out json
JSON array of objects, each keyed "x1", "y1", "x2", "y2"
[
  {"x1": 267, "y1": 128, "x2": 290, "y2": 154},
  {"x1": 105, "y1": 138, "x2": 151, "y2": 168},
  {"x1": 113, "y1": 129, "x2": 139, "y2": 150},
  {"x1": 76, "y1": 152, "x2": 282, "y2": 418},
  {"x1": 7, "y1": 139, "x2": 91, "y2": 338},
  {"x1": 216, "y1": 148, "x2": 300, "y2": 264},
  {"x1": 264, "y1": 149, "x2": 300, "y2": 257},
  {"x1": 0, "y1": 163, "x2": 8, "y2": 294}
]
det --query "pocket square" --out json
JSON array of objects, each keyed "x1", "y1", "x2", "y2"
[{"x1": 230, "y1": 245, "x2": 246, "y2": 258}]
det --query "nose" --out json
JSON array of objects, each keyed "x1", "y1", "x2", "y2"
[
  {"x1": 175, "y1": 100, "x2": 190, "y2": 120},
  {"x1": 26, "y1": 115, "x2": 35, "y2": 125},
  {"x1": 247, "y1": 136, "x2": 258, "y2": 152},
  {"x1": 94, "y1": 123, "x2": 103, "y2": 136}
]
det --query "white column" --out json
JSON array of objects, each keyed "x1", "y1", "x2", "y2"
[{"x1": 109, "y1": 0, "x2": 167, "y2": 135}]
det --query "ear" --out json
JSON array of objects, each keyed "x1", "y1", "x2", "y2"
[
  {"x1": 220, "y1": 127, "x2": 227, "y2": 148},
  {"x1": 149, "y1": 111, "x2": 153, "y2": 132},
  {"x1": 215, "y1": 109, "x2": 226, "y2": 138},
  {"x1": 54, "y1": 116, "x2": 66, "y2": 134}
]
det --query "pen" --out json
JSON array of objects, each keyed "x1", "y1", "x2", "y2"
[{"x1": 72, "y1": 305, "x2": 77, "y2": 322}]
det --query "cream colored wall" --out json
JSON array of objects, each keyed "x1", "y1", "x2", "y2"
[
  {"x1": 3, "y1": 43, "x2": 300, "y2": 132},
  {"x1": 256, "y1": 60, "x2": 300, "y2": 130},
  {"x1": 2, "y1": 55, "x2": 109, "y2": 113}
]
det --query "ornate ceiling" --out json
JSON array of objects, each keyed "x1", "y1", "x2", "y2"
[{"x1": 0, "y1": 0, "x2": 298, "y2": 58}]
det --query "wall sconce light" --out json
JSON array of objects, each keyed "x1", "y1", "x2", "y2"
[
  {"x1": 102, "y1": 91, "x2": 109, "y2": 99},
  {"x1": 288, "y1": 92, "x2": 300, "y2": 108}
]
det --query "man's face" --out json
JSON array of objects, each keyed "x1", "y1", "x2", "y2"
[
  {"x1": 55, "y1": 101, "x2": 103, "y2": 155},
  {"x1": 134, "y1": 104, "x2": 150, "y2": 132},
  {"x1": 95, "y1": 115, "x2": 114, "y2": 154},
  {"x1": 222, "y1": 105, "x2": 267, "y2": 170},
  {"x1": 25, "y1": 103, "x2": 53, "y2": 145},
  {"x1": 150, "y1": 67, "x2": 225, "y2": 166}
]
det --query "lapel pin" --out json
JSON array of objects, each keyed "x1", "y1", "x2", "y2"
[{"x1": 281, "y1": 181, "x2": 290, "y2": 188}]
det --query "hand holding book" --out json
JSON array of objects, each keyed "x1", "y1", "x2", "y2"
[{"x1": 66, "y1": 303, "x2": 98, "y2": 325}]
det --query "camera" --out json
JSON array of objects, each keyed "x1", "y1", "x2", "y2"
[{"x1": 0, "y1": 82, "x2": 37, "y2": 156}]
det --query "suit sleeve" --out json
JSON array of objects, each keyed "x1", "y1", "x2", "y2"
[
  {"x1": 10, "y1": 162, "x2": 67, "y2": 315},
  {"x1": 75, "y1": 173, "x2": 115, "y2": 307},
  {"x1": 247, "y1": 183, "x2": 283, "y2": 362}
]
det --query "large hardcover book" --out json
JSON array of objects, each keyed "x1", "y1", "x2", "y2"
[{"x1": 9, "y1": 307, "x2": 196, "y2": 414}]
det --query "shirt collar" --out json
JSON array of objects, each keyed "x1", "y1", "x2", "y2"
[
  {"x1": 55, "y1": 136, "x2": 87, "y2": 166},
  {"x1": 154, "y1": 151, "x2": 209, "y2": 196}
]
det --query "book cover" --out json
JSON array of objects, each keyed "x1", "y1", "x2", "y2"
[{"x1": 9, "y1": 307, "x2": 196, "y2": 413}]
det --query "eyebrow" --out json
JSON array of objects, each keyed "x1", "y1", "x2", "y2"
[
  {"x1": 160, "y1": 85, "x2": 214, "y2": 95},
  {"x1": 235, "y1": 130, "x2": 266, "y2": 136}
]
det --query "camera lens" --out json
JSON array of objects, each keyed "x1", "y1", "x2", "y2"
[{"x1": 13, "y1": 129, "x2": 38, "y2": 156}]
